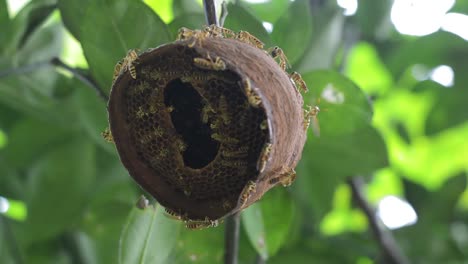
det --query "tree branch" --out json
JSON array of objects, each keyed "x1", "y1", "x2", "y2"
[
  {"x1": 0, "y1": 58, "x2": 108, "y2": 102},
  {"x1": 200, "y1": 2, "x2": 241, "y2": 263},
  {"x1": 50, "y1": 58, "x2": 108, "y2": 102},
  {"x1": 203, "y1": 0, "x2": 218, "y2": 26},
  {"x1": 224, "y1": 212, "x2": 240, "y2": 264},
  {"x1": 347, "y1": 177, "x2": 410, "y2": 264}
]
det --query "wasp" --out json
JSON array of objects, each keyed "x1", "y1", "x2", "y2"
[
  {"x1": 221, "y1": 146, "x2": 249, "y2": 158},
  {"x1": 303, "y1": 104, "x2": 321, "y2": 136},
  {"x1": 201, "y1": 104, "x2": 216, "y2": 124},
  {"x1": 176, "y1": 139, "x2": 187, "y2": 152},
  {"x1": 210, "y1": 118, "x2": 222, "y2": 130},
  {"x1": 101, "y1": 127, "x2": 114, "y2": 143},
  {"x1": 290, "y1": 72, "x2": 309, "y2": 93},
  {"x1": 211, "y1": 133, "x2": 239, "y2": 144},
  {"x1": 204, "y1": 24, "x2": 236, "y2": 38},
  {"x1": 268, "y1": 46, "x2": 290, "y2": 70},
  {"x1": 269, "y1": 169, "x2": 297, "y2": 187},
  {"x1": 135, "y1": 106, "x2": 146, "y2": 118},
  {"x1": 236, "y1": 31, "x2": 264, "y2": 49},
  {"x1": 113, "y1": 49, "x2": 139, "y2": 81},
  {"x1": 221, "y1": 159, "x2": 248, "y2": 168},
  {"x1": 164, "y1": 208, "x2": 186, "y2": 221},
  {"x1": 257, "y1": 143, "x2": 272, "y2": 173},
  {"x1": 242, "y1": 78, "x2": 262, "y2": 108},
  {"x1": 222, "y1": 199, "x2": 234, "y2": 211},
  {"x1": 218, "y1": 95, "x2": 231, "y2": 125},
  {"x1": 193, "y1": 54, "x2": 226, "y2": 71},
  {"x1": 185, "y1": 217, "x2": 219, "y2": 230},
  {"x1": 154, "y1": 126, "x2": 164, "y2": 137},
  {"x1": 177, "y1": 27, "x2": 210, "y2": 48},
  {"x1": 166, "y1": 105, "x2": 175, "y2": 113},
  {"x1": 260, "y1": 119, "x2": 268, "y2": 130},
  {"x1": 239, "y1": 181, "x2": 256, "y2": 208},
  {"x1": 159, "y1": 148, "x2": 169, "y2": 158}
]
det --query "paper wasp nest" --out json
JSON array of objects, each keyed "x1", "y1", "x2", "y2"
[{"x1": 107, "y1": 27, "x2": 308, "y2": 227}]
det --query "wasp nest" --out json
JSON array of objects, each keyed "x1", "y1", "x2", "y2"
[{"x1": 107, "y1": 26, "x2": 310, "y2": 229}]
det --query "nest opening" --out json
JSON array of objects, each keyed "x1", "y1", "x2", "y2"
[{"x1": 164, "y1": 78, "x2": 219, "y2": 169}]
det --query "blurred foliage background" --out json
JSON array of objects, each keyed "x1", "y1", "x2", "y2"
[{"x1": 0, "y1": 0, "x2": 467, "y2": 263}]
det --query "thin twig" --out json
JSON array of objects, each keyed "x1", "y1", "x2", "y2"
[
  {"x1": 50, "y1": 58, "x2": 108, "y2": 102},
  {"x1": 347, "y1": 177, "x2": 410, "y2": 264},
  {"x1": 0, "y1": 58, "x2": 108, "y2": 102},
  {"x1": 224, "y1": 212, "x2": 241, "y2": 264},
  {"x1": 203, "y1": 0, "x2": 218, "y2": 26},
  {"x1": 219, "y1": 1, "x2": 229, "y2": 27}
]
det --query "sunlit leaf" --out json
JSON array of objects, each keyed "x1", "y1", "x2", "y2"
[
  {"x1": 144, "y1": 0, "x2": 174, "y2": 24},
  {"x1": 0, "y1": 129, "x2": 6, "y2": 149},
  {"x1": 224, "y1": 2, "x2": 272, "y2": 47},
  {"x1": 119, "y1": 203, "x2": 181, "y2": 264},
  {"x1": 3, "y1": 198, "x2": 27, "y2": 221},
  {"x1": 271, "y1": 0, "x2": 312, "y2": 67},
  {"x1": 25, "y1": 138, "x2": 95, "y2": 243},
  {"x1": 345, "y1": 42, "x2": 393, "y2": 96},
  {"x1": 79, "y1": 0, "x2": 171, "y2": 91}
]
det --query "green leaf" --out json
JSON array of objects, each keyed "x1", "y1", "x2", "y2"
[
  {"x1": 25, "y1": 138, "x2": 96, "y2": 243},
  {"x1": 143, "y1": 0, "x2": 174, "y2": 24},
  {"x1": 82, "y1": 201, "x2": 133, "y2": 264},
  {"x1": 172, "y1": 0, "x2": 202, "y2": 18},
  {"x1": 242, "y1": 0, "x2": 290, "y2": 24},
  {"x1": 345, "y1": 42, "x2": 393, "y2": 96},
  {"x1": 383, "y1": 32, "x2": 468, "y2": 79},
  {"x1": 171, "y1": 225, "x2": 224, "y2": 263},
  {"x1": 57, "y1": 0, "x2": 90, "y2": 39},
  {"x1": 296, "y1": 11, "x2": 344, "y2": 72},
  {"x1": 242, "y1": 188, "x2": 295, "y2": 259},
  {"x1": 294, "y1": 70, "x2": 387, "y2": 220},
  {"x1": 271, "y1": 0, "x2": 313, "y2": 66},
  {"x1": 119, "y1": 203, "x2": 181, "y2": 264},
  {"x1": 167, "y1": 13, "x2": 205, "y2": 38},
  {"x1": 414, "y1": 81, "x2": 468, "y2": 136},
  {"x1": 4, "y1": 0, "x2": 57, "y2": 54},
  {"x1": 242, "y1": 204, "x2": 268, "y2": 259},
  {"x1": 79, "y1": 0, "x2": 171, "y2": 91},
  {"x1": 0, "y1": 0, "x2": 11, "y2": 53},
  {"x1": 4, "y1": 117, "x2": 73, "y2": 168},
  {"x1": 73, "y1": 84, "x2": 116, "y2": 154},
  {"x1": 224, "y1": 2, "x2": 272, "y2": 47},
  {"x1": 354, "y1": 0, "x2": 393, "y2": 39}
]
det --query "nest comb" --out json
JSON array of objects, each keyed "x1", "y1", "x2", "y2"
[{"x1": 107, "y1": 26, "x2": 308, "y2": 228}]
